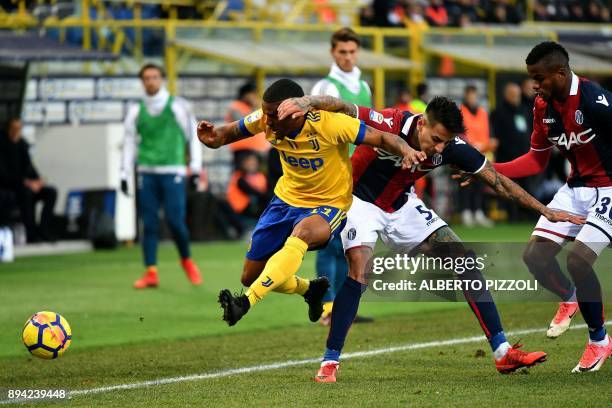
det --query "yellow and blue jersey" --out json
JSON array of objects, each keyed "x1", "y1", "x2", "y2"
[{"x1": 239, "y1": 109, "x2": 366, "y2": 212}]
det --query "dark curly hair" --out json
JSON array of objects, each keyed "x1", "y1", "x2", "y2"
[
  {"x1": 262, "y1": 79, "x2": 304, "y2": 103},
  {"x1": 425, "y1": 96, "x2": 466, "y2": 135}
]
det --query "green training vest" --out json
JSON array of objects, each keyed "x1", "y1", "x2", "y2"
[
  {"x1": 136, "y1": 96, "x2": 186, "y2": 167},
  {"x1": 325, "y1": 76, "x2": 372, "y2": 155},
  {"x1": 325, "y1": 76, "x2": 372, "y2": 107}
]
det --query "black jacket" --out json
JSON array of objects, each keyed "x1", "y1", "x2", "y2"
[
  {"x1": 0, "y1": 137, "x2": 40, "y2": 190},
  {"x1": 491, "y1": 101, "x2": 531, "y2": 163}
]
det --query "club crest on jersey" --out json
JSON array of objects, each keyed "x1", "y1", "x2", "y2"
[
  {"x1": 369, "y1": 111, "x2": 384, "y2": 124},
  {"x1": 575, "y1": 110, "x2": 583, "y2": 125},
  {"x1": 307, "y1": 133, "x2": 321, "y2": 151},
  {"x1": 432, "y1": 153, "x2": 443, "y2": 166},
  {"x1": 548, "y1": 128, "x2": 595, "y2": 149},
  {"x1": 347, "y1": 228, "x2": 357, "y2": 240}
]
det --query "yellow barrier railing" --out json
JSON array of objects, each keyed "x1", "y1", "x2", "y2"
[{"x1": 2, "y1": 1, "x2": 575, "y2": 109}]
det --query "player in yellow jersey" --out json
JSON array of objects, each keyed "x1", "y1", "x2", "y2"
[{"x1": 197, "y1": 79, "x2": 424, "y2": 326}]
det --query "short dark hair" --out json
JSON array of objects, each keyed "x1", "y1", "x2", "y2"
[
  {"x1": 416, "y1": 83, "x2": 428, "y2": 98},
  {"x1": 331, "y1": 27, "x2": 361, "y2": 49},
  {"x1": 464, "y1": 84, "x2": 478, "y2": 95},
  {"x1": 238, "y1": 82, "x2": 257, "y2": 100},
  {"x1": 262, "y1": 79, "x2": 304, "y2": 103},
  {"x1": 138, "y1": 63, "x2": 165, "y2": 79},
  {"x1": 425, "y1": 96, "x2": 466, "y2": 135},
  {"x1": 525, "y1": 41, "x2": 570, "y2": 69}
]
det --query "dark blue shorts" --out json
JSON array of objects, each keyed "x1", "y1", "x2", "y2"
[{"x1": 246, "y1": 195, "x2": 347, "y2": 261}]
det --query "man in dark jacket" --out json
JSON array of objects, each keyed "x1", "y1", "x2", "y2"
[
  {"x1": 491, "y1": 82, "x2": 534, "y2": 221},
  {"x1": 0, "y1": 118, "x2": 57, "y2": 243}
]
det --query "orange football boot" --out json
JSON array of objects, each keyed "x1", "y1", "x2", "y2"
[
  {"x1": 495, "y1": 343, "x2": 547, "y2": 374},
  {"x1": 181, "y1": 258, "x2": 202, "y2": 285},
  {"x1": 314, "y1": 361, "x2": 339, "y2": 383},
  {"x1": 572, "y1": 335, "x2": 612, "y2": 373},
  {"x1": 134, "y1": 267, "x2": 159, "y2": 289}
]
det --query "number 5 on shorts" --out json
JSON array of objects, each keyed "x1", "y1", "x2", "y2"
[{"x1": 416, "y1": 205, "x2": 433, "y2": 221}]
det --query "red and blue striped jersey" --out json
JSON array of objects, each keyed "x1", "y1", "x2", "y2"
[
  {"x1": 352, "y1": 106, "x2": 486, "y2": 213},
  {"x1": 531, "y1": 73, "x2": 612, "y2": 187}
]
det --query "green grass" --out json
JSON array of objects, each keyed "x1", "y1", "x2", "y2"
[{"x1": 0, "y1": 224, "x2": 609, "y2": 407}]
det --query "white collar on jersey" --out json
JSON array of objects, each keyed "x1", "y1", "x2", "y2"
[
  {"x1": 569, "y1": 72, "x2": 579, "y2": 96},
  {"x1": 143, "y1": 87, "x2": 170, "y2": 115},
  {"x1": 401, "y1": 113, "x2": 421, "y2": 137},
  {"x1": 328, "y1": 63, "x2": 363, "y2": 94}
]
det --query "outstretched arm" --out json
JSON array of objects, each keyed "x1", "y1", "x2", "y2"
[
  {"x1": 493, "y1": 148, "x2": 552, "y2": 178},
  {"x1": 196, "y1": 120, "x2": 251, "y2": 149},
  {"x1": 361, "y1": 125, "x2": 426, "y2": 168},
  {"x1": 277, "y1": 95, "x2": 357, "y2": 120},
  {"x1": 476, "y1": 162, "x2": 584, "y2": 225}
]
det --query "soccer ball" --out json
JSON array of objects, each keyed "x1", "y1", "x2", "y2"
[{"x1": 22, "y1": 311, "x2": 72, "y2": 359}]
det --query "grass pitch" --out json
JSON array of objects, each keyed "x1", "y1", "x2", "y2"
[{"x1": 0, "y1": 224, "x2": 609, "y2": 407}]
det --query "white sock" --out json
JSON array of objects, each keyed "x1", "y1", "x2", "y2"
[
  {"x1": 589, "y1": 335, "x2": 609, "y2": 347},
  {"x1": 494, "y1": 341, "x2": 511, "y2": 360}
]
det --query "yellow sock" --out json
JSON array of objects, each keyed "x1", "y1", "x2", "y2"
[
  {"x1": 273, "y1": 276, "x2": 310, "y2": 295},
  {"x1": 245, "y1": 236, "x2": 308, "y2": 306},
  {"x1": 322, "y1": 301, "x2": 333, "y2": 318}
]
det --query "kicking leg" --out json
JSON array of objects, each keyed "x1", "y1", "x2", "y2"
[
  {"x1": 420, "y1": 226, "x2": 546, "y2": 373},
  {"x1": 523, "y1": 236, "x2": 577, "y2": 338},
  {"x1": 315, "y1": 245, "x2": 371, "y2": 383},
  {"x1": 220, "y1": 214, "x2": 331, "y2": 326}
]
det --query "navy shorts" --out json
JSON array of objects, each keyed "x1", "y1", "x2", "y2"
[{"x1": 246, "y1": 195, "x2": 347, "y2": 261}]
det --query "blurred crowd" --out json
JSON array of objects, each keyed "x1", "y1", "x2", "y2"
[{"x1": 360, "y1": 0, "x2": 611, "y2": 27}]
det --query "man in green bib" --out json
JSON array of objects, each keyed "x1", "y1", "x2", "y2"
[
  {"x1": 121, "y1": 63, "x2": 203, "y2": 288},
  {"x1": 311, "y1": 27, "x2": 373, "y2": 325}
]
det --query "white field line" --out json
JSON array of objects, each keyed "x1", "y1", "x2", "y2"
[{"x1": 1, "y1": 320, "x2": 609, "y2": 404}]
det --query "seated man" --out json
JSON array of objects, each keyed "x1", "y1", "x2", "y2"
[{"x1": 0, "y1": 118, "x2": 57, "y2": 243}]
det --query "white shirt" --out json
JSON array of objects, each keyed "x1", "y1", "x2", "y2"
[
  {"x1": 311, "y1": 63, "x2": 371, "y2": 97},
  {"x1": 121, "y1": 87, "x2": 202, "y2": 178}
]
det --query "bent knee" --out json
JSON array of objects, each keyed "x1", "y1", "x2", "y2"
[
  {"x1": 522, "y1": 243, "x2": 545, "y2": 268},
  {"x1": 240, "y1": 272, "x2": 256, "y2": 287},
  {"x1": 566, "y1": 252, "x2": 590, "y2": 278}
]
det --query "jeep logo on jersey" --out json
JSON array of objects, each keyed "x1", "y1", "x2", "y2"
[
  {"x1": 280, "y1": 151, "x2": 324, "y2": 171},
  {"x1": 548, "y1": 128, "x2": 596, "y2": 149}
]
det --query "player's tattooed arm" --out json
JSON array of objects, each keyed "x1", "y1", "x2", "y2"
[
  {"x1": 277, "y1": 95, "x2": 357, "y2": 119},
  {"x1": 196, "y1": 120, "x2": 249, "y2": 149},
  {"x1": 476, "y1": 162, "x2": 585, "y2": 225},
  {"x1": 361, "y1": 126, "x2": 426, "y2": 168}
]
